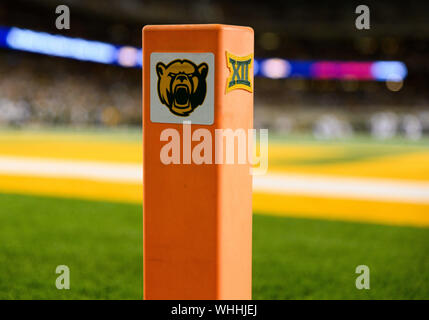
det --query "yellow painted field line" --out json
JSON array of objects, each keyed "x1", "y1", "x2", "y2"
[
  {"x1": 0, "y1": 140, "x2": 142, "y2": 163},
  {"x1": 0, "y1": 174, "x2": 142, "y2": 204},
  {"x1": 1, "y1": 156, "x2": 429, "y2": 204},
  {"x1": 268, "y1": 150, "x2": 429, "y2": 181},
  {"x1": 0, "y1": 174, "x2": 428, "y2": 227},
  {"x1": 253, "y1": 193, "x2": 429, "y2": 227},
  {"x1": 1, "y1": 134, "x2": 429, "y2": 180}
]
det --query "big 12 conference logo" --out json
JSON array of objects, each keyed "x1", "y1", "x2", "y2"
[{"x1": 226, "y1": 51, "x2": 253, "y2": 93}]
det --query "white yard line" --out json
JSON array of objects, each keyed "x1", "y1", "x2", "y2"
[
  {"x1": 0, "y1": 155, "x2": 429, "y2": 204},
  {"x1": 253, "y1": 173, "x2": 429, "y2": 204},
  {"x1": 0, "y1": 156, "x2": 141, "y2": 183}
]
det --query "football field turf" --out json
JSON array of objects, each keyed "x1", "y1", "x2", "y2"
[
  {"x1": 0, "y1": 193, "x2": 428, "y2": 299},
  {"x1": 0, "y1": 128, "x2": 428, "y2": 299}
]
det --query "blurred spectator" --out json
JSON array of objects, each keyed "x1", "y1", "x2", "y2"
[
  {"x1": 313, "y1": 115, "x2": 353, "y2": 140},
  {"x1": 370, "y1": 112, "x2": 399, "y2": 140},
  {"x1": 0, "y1": 50, "x2": 427, "y2": 141},
  {"x1": 0, "y1": 52, "x2": 141, "y2": 127}
]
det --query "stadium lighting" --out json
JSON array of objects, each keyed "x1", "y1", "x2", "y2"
[
  {"x1": 117, "y1": 46, "x2": 139, "y2": 67},
  {"x1": 260, "y1": 58, "x2": 291, "y2": 79},
  {"x1": 5, "y1": 27, "x2": 117, "y2": 64},
  {"x1": 0, "y1": 25, "x2": 408, "y2": 81},
  {"x1": 253, "y1": 59, "x2": 259, "y2": 76},
  {"x1": 371, "y1": 61, "x2": 408, "y2": 81}
]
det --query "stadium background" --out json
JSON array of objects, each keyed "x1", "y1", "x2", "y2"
[{"x1": 0, "y1": 0, "x2": 428, "y2": 299}]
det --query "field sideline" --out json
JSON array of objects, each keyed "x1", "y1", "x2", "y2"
[
  {"x1": 0, "y1": 128, "x2": 428, "y2": 226},
  {"x1": 0, "y1": 128, "x2": 428, "y2": 299}
]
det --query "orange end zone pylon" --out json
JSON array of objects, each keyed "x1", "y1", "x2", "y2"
[{"x1": 143, "y1": 24, "x2": 254, "y2": 300}]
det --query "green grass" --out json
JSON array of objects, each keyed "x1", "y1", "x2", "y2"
[
  {"x1": 253, "y1": 213, "x2": 429, "y2": 299},
  {"x1": 0, "y1": 193, "x2": 142, "y2": 299},
  {"x1": 0, "y1": 193, "x2": 428, "y2": 299}
]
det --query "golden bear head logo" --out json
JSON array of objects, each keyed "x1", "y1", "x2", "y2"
[{"x1": 156, "y1": 59, "x2": 208, "y2": 117}]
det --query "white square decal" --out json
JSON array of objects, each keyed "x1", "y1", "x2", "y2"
[{"x1": 150, "y1": 52, "x2": 215, "y2": 125}]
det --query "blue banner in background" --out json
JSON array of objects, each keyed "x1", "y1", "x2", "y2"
[{"x1": 0, "y1": 26, "x2": 407, "y2": 81}]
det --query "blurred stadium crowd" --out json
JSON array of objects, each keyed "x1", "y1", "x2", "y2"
[
  {"x1": 0, "y1": 52, "x2": 141, "y2": 126},
  {"x1": 0, "y1": 0, "x2": 429, "y2": 140}
]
